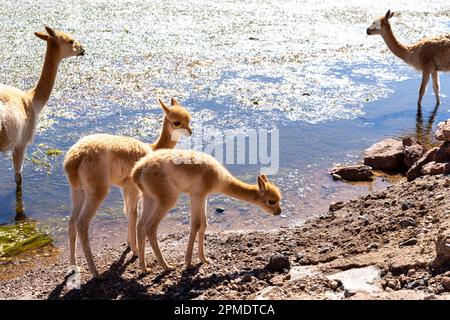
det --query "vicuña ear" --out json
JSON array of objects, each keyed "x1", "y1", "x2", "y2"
[
  {"x1": 171, "y1": 98, "x2": 181, "y2": 107},
  {"x1": 384, "y1": 10, "x2": 392, "y2": 21},
  {"x1": 258, "y1": 176, "x2": 267, "y2": 193},
  {"x1": 35, "y1": 32, "x2": 50, "y2": 41},
  {"x1": 389, "y1": 11, "x2": 395, "y2": 19},
  {"x1": 45, "y1": 26, "x2": 58, "y2": 39},
  {"x1": 158, "y1": 99, "x2": 171, "y2": 114},
  {"x1": 260, "y1": 174, "x2": 268, "y2": 183}
]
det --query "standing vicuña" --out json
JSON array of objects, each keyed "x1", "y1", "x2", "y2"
[
  {"x1": 367, "y1": 10, "x2": 450, "y2": 106},
  {"x1": 64, "y1": 98, "x2": 191, "y2": 278},
  {"x1": 132, "y1": 149, "x2": 282, "y2": 273},
  {"x1": 0, "y1": 27, "x2": 84, "y2": 189}
]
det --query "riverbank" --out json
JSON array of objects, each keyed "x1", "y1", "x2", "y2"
[{"x1": 1, "y1": 174, "x2": 450, "y2": 300}]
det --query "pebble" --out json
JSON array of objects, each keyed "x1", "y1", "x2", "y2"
[
  {"x1": 265, "y1": 254, "x2": 290, "y2": 272},
  {"x1": 441, "y1": 277, "x2": 450, "y2": 291},
  {"x1": 402, "y1": 201, "x2": 415, "y2": 211},
  {"x1": 399, "y1": 238, "x2": 418, "y2": 247},
  {"x1": 330, "y1": 201, "x2": 345, "y2": 212},
  {"x1": 400, "y1": 218, "x2": 416, "y2": 228}
]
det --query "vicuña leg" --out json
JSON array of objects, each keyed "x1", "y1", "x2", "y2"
[
  {"x1": 418, "y1": 70, "x2": 430, "y2": 107},
  {"x1": 137, "y1": 196, "x2": 153, "y2": 273},
  {"x1": 12, "y1": 146, "x2": 26, "y2": 189},
  {"x1": 68, "y1": 187, "x2": 85, "y2": 266},
  {"x1": 186, "y1": 195, "x2": 202, "y2": 268},
  {"x1": 145, "y1": 195, "x2": 178, "y2": 272},
  {"x1": 197, "y1": 199, "x2": 209, "y2": 264},
  {"x1": 76, "y1": 186, "x2": 108, "y2": 277},
  {"x1": 123, "y1": 184, "x2": 139, "y2": 256},
  {"x1": 432, "y1": 71, "x2": 440, "y2": 106}
]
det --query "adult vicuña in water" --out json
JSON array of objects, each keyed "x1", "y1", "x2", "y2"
[
  {"x1": 367, "y1": 10, "x2": 450, "y2": 106},
  {"x1": 64, "y1": 98, "x2": 191, "y2": 278},
  {"x1": 132, "y1": 149, "x2": 282, "y2": 273},
  {"x1": 0, "y1": 27, "x2": 84, "y2": 189}
]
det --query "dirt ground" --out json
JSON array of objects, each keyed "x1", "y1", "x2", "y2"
[{"x1": 1, "y1": 174, "x2": 450, "y2": 300}]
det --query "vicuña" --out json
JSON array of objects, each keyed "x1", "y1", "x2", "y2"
[
  {"x1": 0, "y1": 27, "x2": 84, "y2": 189},
  {"x1": 367, "y1": 10, "x2": 450, "y2": 106},
  {"x1": 132, "y1": 149, "x2": 282, "y2": 273},
  {"x1": 64, "y1": 98, "x2": 191, "y2": 277}
]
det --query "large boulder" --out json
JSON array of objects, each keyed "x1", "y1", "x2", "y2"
[
  {"x1": 433, "y1": 141, "x2": 450, "y2": 163},
  {"x1": 421, "y1": 161, "x2": 450, "y2": 176},
  {"x1": 402, "y1": 137, "x2": 426, "y2": 169},
  {"x1": 329, "y1": 164, "x2": 373, "y2": 181},
  {"x1": 364, "y1": 139, "x2": 404, "y2": 170},
  {"x1": 435, "y1": 120, "x2": 450, "y2": 142},
  {"x1": 406, "y1": 147, "x2": 438, "y2": 182}
]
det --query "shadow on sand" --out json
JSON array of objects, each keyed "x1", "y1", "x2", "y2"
[{"x1": 48, "y1": 247, "x2": 266, "y2": 300}]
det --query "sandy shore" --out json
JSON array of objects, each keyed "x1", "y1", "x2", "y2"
[{"x1": 1, "y1": 174, "x2": 450, "y2": 300}]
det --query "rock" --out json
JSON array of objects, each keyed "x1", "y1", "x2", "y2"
[
  {"x1": 421, "y1": 161, "x2": 450, "y2": 176},
  {"x1": 429, "y1": 229, "x2": 450, "y2": 273},
  {"x1": 406, "y1": 147, "x2": 438, "y2": 182},
  {"x1": 441, "y1": 277, "x2": 450, "y2": 291},
  {"x1": 403, "y1": 137, "x2": 426, "y2": 169},
  {"x1": 400, "y1": 217, "x2": 416, "y2": 228},
  {"x1": 407, "y1": 269, "x2": 416, "y2": 277},
  {"x1": 214, "y1": 207, "x2": 225, "y2": 214},
  {"x1": 269, "y1": 275, "x2": 285, "y2": 286},
  {"x1": 399, "y1": 238, "x2": 418, "y2": 247},
  {"x1": 401, "y1": 201, "x2": 415, "y2": 211},
  {"x1": 435, "y1": 120, "x2": 450, "y2": 141},
  {"x1": 265, "y1": 254, "x2": 290, "y2": 272},
  {"x1": 344, "y1": 289, "x2": 356, "y2": 298},
  {"x1": 327, "y1": 266, "x2": 382, "y2": 293},
  {"x1": 329, "y1": 164, "x2": 373, "y2": 181},
  {"x1": 433, "y1": 142, "x2": 450, "y2": 163},
  {"x1": 330, "y1": 201, "x2": 345, "y2": 212},
  {"x1": 364, "y1": 139, "x2": 404, "y2": 170}
]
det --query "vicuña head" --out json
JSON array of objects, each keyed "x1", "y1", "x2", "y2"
[
  {"x1": 366, "y1": 10, "x2": 394, "y2": 36},
  {"x1": 35, "y1": 26, "x2": 85, "y2": 58},
  {"x1": 255, "y1": 174, "x2": 282, "y2": 216},
  {"x1": 159, "y1": 98, "x2": 192, "y2": 137}
]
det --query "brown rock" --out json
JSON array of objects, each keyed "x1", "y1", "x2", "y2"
[
  {"x1": 435, "y1": 120, "x2": 450, "y2": 142},
  {"x1": 330, "y1": 201, "x2": 345, "y2": 212},
  {"x1": 433, "y1": 142, "x2": 450, "y2": 163},
  {"x1": 329, "y1": 164, "x2": 373, "y2": 181},
  {"x1": 402, "y1": 137, "x2": 426, "y2": 169},
  {"x1": 364, "y1": 139, "x2": 404, "y2": 170},
  {"x1": 442, "y1": 277, "x2": 450, "y2": 291},
  {"x1": 406, "y1": 147, "x2": 438, "y2": 182},
  {"x1": 429, "y1": 229, "x2": 450, "y2": 273},
  {"x1": 421, "y1": 161, "x2": 450, "y2": 176}
]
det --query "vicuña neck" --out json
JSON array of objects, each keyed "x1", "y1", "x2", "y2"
[
  {"x1": 221, "y1": 176, "x2": 260, "y2": 205},
  {"x1": 381, "y1": 24, "x2": 409, "y2": 62},
  {"x1": 151, "y1": 118, "x2": 178, "y2": 150},
  {"x1": 30, "y1": 43, "x2": 62, "y2": 111}
]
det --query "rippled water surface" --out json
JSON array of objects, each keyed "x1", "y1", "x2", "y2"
[{"x1": 1, "y1": 0, "x2": 450, "y2": 244}]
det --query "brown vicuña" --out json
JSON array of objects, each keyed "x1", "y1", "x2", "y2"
[
  {"x1": 132, "y1": 149, "x2": 282, "y2": 273},
  {"x1": 0, "y1": 27, "x2": 84, "y2": 189},
  {"x1": 63, "y1": 98, "x2": 192, "y2": 277},
  {"x1": 367, "y1": 10, "x2": 450, "y2": 106}
]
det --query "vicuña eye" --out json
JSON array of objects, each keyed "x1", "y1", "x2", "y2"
[
  {"x1": 173, "y1": 121, "x2": 181, "y2": 127},
  {"x1": 68, "y1": 40, "x2": 74, "y2": 45},
  {"x1": 268, "y1": 200, "x2": 276, "y2": 206}
]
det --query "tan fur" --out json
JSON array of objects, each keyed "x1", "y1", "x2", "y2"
[
  {"x1": 131, "y1": 149, "x2": 282, "y2": 273},
  {"x1": 367, "y1": 10, "x2": 450, "y2": 106},
  {"x1": 63, "y1": 98, "x2": 191, "y2": 278},
  {"x1": 0, "y1": 27, "x2": 84, "y2": 188}
]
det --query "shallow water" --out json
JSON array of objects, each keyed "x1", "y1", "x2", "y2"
[{"x1": 1, "y1": 0, "x2": 450, "y2": 244}]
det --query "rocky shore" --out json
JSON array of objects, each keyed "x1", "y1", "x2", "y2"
[{"x1": 1, "y1": 174, "x2": 450, "y2": 300}]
